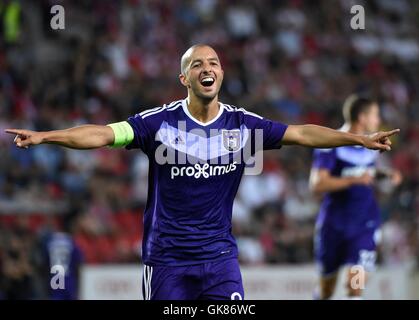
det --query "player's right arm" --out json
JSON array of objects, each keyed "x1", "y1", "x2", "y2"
[
  {"x1": 5, "y1": 121, "x2": 133, "y2": 149},
  {"x1": 309, "y1": 168, "x2": 373, "y2": 195}
]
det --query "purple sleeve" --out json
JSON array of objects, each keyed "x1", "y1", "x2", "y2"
[
  {"x1": 126, "y1": 114, "x2": 154, "y2": 153},
  {"x1": 261, "y1": 120, "x2": 288, "y2": 150},
  {"x1": 245, "y1": 115, "x2": 288, "y2": 150},
  {"x1": 312, "y1": 149, "x2": 336, "y2": 170}
]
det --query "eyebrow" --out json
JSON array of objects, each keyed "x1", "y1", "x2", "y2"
[{"x1": 190, "y1": 57, "x2": 220, "y2": 65}]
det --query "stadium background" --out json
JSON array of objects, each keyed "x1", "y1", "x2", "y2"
[{"x1": 0, "y1": 0, "x2": 418, "y2": 299}]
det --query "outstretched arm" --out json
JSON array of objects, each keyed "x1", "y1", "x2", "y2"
[
  {"x1": 5, "y1": 125, "x2": 115, "y2": 149},
  {"x1": 282, "y1": 124, "x2": 400, "y2": 151}
]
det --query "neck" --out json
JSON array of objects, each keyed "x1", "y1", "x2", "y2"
[
  {"x1": 186, "y1": 94, "x2": 220, "y2": 123},
  {"x1": 347, "y1": 122, "x2": 364, "y2": 135}
]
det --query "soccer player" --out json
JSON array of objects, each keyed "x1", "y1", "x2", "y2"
[
  {"x1": 6, "y1": 45, "x2": 399, "y2": 300},
  {"x1": 309, "y1": 95, "x2": 402, "y2": 299}
]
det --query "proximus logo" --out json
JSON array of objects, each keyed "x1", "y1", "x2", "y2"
[{"x1": 171, "y1": 162, "x2": 238, "y2": 179}]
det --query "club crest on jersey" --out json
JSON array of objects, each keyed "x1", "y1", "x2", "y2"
[{"x1": 222, "y1": 129, "x2": 241, "y2": 152}]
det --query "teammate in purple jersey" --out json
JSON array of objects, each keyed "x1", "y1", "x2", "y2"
[
  {"x1": 6, "y1": 44, "x2": 399, "y2": 300},
  {"x1": 309, "y1": 95, "x2": 402, "y2": 299}
]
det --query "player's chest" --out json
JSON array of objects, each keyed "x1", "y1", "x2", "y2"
[{"x1": 152, "y1": 121, "x2": 250, "y2": 164}]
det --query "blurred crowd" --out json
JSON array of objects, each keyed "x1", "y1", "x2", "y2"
[{"x1": 0, "y1": 0, "x2": 418, "y2": 299}]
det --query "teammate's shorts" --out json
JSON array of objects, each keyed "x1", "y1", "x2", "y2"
[
  {"x1": 142, "y1": 257, "x2": 244, "y2": 300},
  {"x1": 314, "y1": 224, "x2": 380, "y2": 277}
]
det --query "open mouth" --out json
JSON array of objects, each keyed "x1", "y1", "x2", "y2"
[{"x1": 200, "y1": 77, "x2": 215, "y2": 87}]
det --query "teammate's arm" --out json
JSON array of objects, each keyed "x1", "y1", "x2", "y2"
[
  {"x1": 309, "y1": 168, "x2": 373, "y2": 195},
  {"x1": 282, "y1": 124, "x2": 399, "y2": 152},
  {"x1": 5, "y1": 121, "x2": 133, "y2": 149},
  {"x1": 376, "y1": 167, "x2": 403, "y2": 186}
]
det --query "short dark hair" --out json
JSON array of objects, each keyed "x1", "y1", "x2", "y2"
[{"x1": 342, "y1": 94, "x2": 376, "y2": 123}]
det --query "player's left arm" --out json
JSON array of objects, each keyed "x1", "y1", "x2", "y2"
[
  {"x1": 375, "y1": 167, "x2": 403, "y2": 186},
  {"x1": 282, "y1": 124, "x2": 400, "y2": 152}
]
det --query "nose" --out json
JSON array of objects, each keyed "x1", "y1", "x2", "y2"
[{"x1": 202, "y1": 61, "x2": 212, "y2": 73}]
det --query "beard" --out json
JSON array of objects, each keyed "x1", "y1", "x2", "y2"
[{"x1": 190, "y1": 81, "x2": 221, "y2": 103}]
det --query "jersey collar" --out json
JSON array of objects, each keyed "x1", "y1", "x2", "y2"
[{"x1": 182, "y1": 99, "x2": 224, "y2": 127}]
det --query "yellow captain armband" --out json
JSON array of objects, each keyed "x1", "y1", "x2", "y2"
[{"x1": 107, "y1": 121, "x2": 134, "y2": 148}]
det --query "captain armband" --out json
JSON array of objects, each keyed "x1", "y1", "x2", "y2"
[{"x1": 107, "y1": 121, "x2": 134, "y2": 148}]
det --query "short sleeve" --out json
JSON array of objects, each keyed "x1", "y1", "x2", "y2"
[
  {"x1": 126, "y1": 114, "x2": 154, "y2": 154},
  {"x1": 242, "y1": 112, "x2": 288, "y2": 150},
  {"x1": 259, "y1": 119, "x2": 288, "y2": 150},
  {"x1": 312, "y1": 149, "x2": 336, "y2": 171}
]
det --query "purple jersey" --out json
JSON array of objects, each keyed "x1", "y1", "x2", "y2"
[
  {"x1": 126, "y1": 99, "x2": 288, "y2": 266},
  {"x1": 312, "y1": 145, "x2": 380, "y2": 233},
  {"x1": 312, "y1": 145, "x2": 381, "y2": 276}
]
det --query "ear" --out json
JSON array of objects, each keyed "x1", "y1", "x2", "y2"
[{"x1": 179, "y1": 73, "x2": 190, "y2": 88}]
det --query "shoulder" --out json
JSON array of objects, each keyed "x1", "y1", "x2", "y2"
[
  {"x1": 135, "y1": 100, "x2": 183, "y2": 120},
  {"x1": 313, "y1": 147, "x2": 336, "y2": 158},
  {"x1": 222, "y1": 103, "x2": 264, "y2": 120},
  {"x1": 129, "y1": 99, "x2": 183, "y2": 126},
  {"x1": 312, "y1": 148, "x2": 337, "y2": 168}
]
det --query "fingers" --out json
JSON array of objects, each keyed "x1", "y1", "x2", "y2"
[
  {"x1": 372, "y1": 129, "x2": 400, "y2": 152},
  {"x1": 381, "y1": 129, "x2": 400, "y2": 138},
  {"x1": 5, "y1": 129, "x2": 25, "y2": 135},
  {"x1": 379, "y1": 137, "x2": 392, "y2": 153},
  {"x1": 383, "y1": 137, "x2": 392, "y2": 146},
  {"x1": 382, "y1": 144, "x2": 391, "y2": 151},
  {"x1": 14, "y1": 134, "x2": 32, "y2": 148},
  {"x1": 6, "y1": 130, "x2": 29, "y2": 148},
  {"x1": 14, "y1": 137, "x2": 28, "y2": 148},
  {"x1": 376, "y1": 142, "x2": 391, "y2": 152},
  {"x1": 16, "y1": 138, "x2": 30, "y2": 148},
  {"x1": 5, "y1": 129, "x2": 32, "y2": 149}
]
